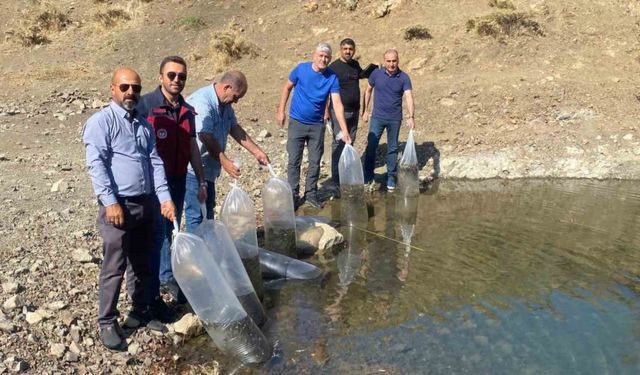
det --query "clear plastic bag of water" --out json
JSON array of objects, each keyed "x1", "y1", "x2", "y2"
[
  {"x1": 398, "y1": 129, "x2": 419, "y2": 197},
  {"x1": 338, "y1": 144, "x2": 364, "y2": 198},
  {"x1": 262, "y1": 165, "x2": 297, "y2": 258},
  {"x1": 220, "y1": 183, "x2": 265, "y2": 301},
  {"x1": 171, "y1": 231, "x2": 271, "y2": 364}
]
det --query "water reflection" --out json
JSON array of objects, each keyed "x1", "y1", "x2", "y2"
[{"x1": 178, "y1": 180, "x2": 640, "y2": 374}]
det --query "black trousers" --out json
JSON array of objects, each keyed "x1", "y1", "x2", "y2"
[
  {"x1": 96, "y1": 195, "x2": 155, "y2": 327},
  {"x1": 286, "y1": 119, "x2": 325, "y2": 198}
]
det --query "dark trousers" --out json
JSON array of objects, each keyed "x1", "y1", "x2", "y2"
[
  {"x1": 97, "y1": 195, "x2": 155, "y2": 327},
  {"x1": 286, "y1": 119, "x2": 325, "y2": 198},
  {"x1": 330, "y1": 109, "x2": 359, "y2": 186}
]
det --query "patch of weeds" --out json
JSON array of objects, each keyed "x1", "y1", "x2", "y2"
[
  {"x1": 466, "y1": 12, "x2": 543, "y2": 37},
  {"x1": 488, "y1": 0, "x2": 515, "y2": 10},
  {"x1": 208, "y1": 25, "x2": 259, "y2": 71},
  {"x1": 404, "y1": 25, "x2": 432, "y2": 41},
  {"x1": 178, "y1": 16, "x2": 206, "y2": 30},
  {"x1": 8, "y1": 5, "x2": 71, "y2": 47},
  {"x1": 93, "y1": 8, "x2": 131, "y2": 29}
]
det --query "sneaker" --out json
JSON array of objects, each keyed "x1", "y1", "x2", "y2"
[
  {"x1": 387, "y1": 184, "x2": 396, "y2": 192},
  {"x1": 305, "y1": 195, "x2": 324, "y2": 209},
  {"x1": 150, "y1": 297, "x2": 177, "y2": 323},
  {"x1": 99, "y1": 324, "x2": 126, "y2": 351},
  {"x1": 122, "y1": 309, "x2": 166, "y2": 332},
  {"x1": 160, "y1": 278, "x2": 186, "y2": 304},
  {"x1": 364, "y1": 181, "x2": 377, "y2": 193}
]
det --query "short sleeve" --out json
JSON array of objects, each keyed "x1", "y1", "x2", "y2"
[
  {"x1": 402, "y1": 74, "x2": 413, "y2": 91},
  {"x1": 288, "y1": 64, "x2": 300, "y2": 85}
]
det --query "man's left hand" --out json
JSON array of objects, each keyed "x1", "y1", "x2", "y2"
[
  {"x1": 160, "y1": 200, "x2": 176, "y2": 222},
  {"x1": 406, "y1": 118, "x2": 415, "y2": 129},
  {"x1": 197, "y1": 183, "x2": 208, "y2": 203},
  {"x1": 254, "y1": 149, "x2": 270, "y2": 166}
]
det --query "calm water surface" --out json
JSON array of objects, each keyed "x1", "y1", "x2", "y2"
[{"x1": 182, "y1": 179, "x2": 640, "y2": 374}]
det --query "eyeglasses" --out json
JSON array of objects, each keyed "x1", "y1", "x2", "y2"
[
  {"x1": 118, "y1": 84, "x2": 142, "y2": 93},
  {"x1": 166, "y1": 72, "x2": 187, "y2": 82}
]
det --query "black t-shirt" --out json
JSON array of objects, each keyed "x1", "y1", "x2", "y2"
[{"x1": 329, "y1": 58, "x2": 363, "y2": 112}]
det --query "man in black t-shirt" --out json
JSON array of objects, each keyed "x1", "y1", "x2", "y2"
[{"x1": 327, "y1": 38, "x2": 377, "y2": 195}]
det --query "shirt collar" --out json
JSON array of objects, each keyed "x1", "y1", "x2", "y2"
[
  {"x1": 384, "y1": 68, "x2": 402, "y2": 77},
  {"x1": 149, "y1": 86, "x2": 184, "y2": 109},
  {"x1": 110, "y1": 101, "x2": 138, "y2": 120}
]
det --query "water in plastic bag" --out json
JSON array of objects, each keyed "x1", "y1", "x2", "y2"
[
  {"x1": 171, "y1": 231, "x2": 271, "y2": 364},
  {"x1": 398, "y1": 129, "x2": 419, "y2": 197},
  {"x1": 338, "y1": 144, "x2": 364, "y2": 198},
  {"x1": 262, "y1": 167, "x2": 297, "y2": 258},
  {"x1": 220, "y1": 183, "x2": 265, "y2": 302},
  {"x1": 195, "y1": 218, "x2": 266, "y2": 327}
]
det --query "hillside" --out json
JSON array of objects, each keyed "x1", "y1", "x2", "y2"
[{"x1": 1, "y1": 0, "x2": 640, "y2": 373}]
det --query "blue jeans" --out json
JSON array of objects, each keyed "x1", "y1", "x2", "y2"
[
  {"x1": 150, "y1": 175, "x2": 186, "y2": 294},
  {"x1": 363, "y1": 117, "x2": 402, "y2": 187},
  {"x1": 184, "y1": 172, "x2": 215, "y2": 233}
]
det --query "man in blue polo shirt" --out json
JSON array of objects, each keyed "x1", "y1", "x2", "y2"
[
  {"x1": 362, "y1": 49, "x2": 415, "y2": 192},
  {"x1": 276, "y1": 43, "x2": 352, "y2": 209}
]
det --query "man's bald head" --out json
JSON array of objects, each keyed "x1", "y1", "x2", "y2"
[
  {"x1": 217, "y1": 70, "x2": 248, "y2": 104},
  {"x1": 110, "y1": 67, "x2": 142, "y2": 112}
]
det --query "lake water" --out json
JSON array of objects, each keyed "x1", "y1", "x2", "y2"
[{"x1": 180, "y1": 179, "x2": 640, "y2": 374}]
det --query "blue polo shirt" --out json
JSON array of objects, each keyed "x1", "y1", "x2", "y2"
[
  {"x1": 369, "y1": 68, "x2": 412, "y2": 121},
  {"x1": 289, "y1": 62, "x2": 340, "y2": 125}
]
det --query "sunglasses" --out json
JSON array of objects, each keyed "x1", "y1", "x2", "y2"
[
  {"x1": 118, "y1": 83, "x2": 142, "y2": 93},
  {"x1": 166, "y1": 72, "x2": 187, "y2": 82}
]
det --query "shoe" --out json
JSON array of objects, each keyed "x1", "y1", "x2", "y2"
[
  {"x1": 99, "y1": 324, "x2": 125, "y2": 351},
  {"x1": 293, "y1": 196, "x2": 304, "y2": 211},
  {"x1": 387, "y1": 179, "x2": 396, "y2": 192},
  {"x1": 150, "y1": 297, "x2": 177, "y2": 323},
  {"x1": 123, "y1": 309, "x2": 166, "y2": 332},
  {"x1": 387, "y1": 185, "x2": 396, "y2": 192},
  {"x1": 364, "y1": 181, "x2": 377, "y2": 193},
  {"x1": 305, "y1": 195, "x2": 324, "y2": 209},
  {"x1": 160, "y1": 278, "x2": 186, "y2": 304}
]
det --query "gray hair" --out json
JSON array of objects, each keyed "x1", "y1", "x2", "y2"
[{"x1": 314, "y1": 42, "x2": 332, "y2": 55}]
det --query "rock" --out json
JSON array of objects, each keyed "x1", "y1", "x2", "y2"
[
  {"x1": 316, "y1": 223, "x2": 344, "y2": 250},
  {"x1": 14, "y1": 360, "x2": 29, "y2": 372},
  {"x1": 171, "y1": 313, "x2": 203, "y2": 337},
  {"x1": 407, "y1": 57, "x2": 429, "y2": 71},
  {"x1": 2, "y1": 295, "x2": 23, "y2": 311},
  {"x1": 128, "y1": 342, "x2": 141, "y2": 355},
  {"x1": 0, "y1": 320, "x2": 16, "y2": 333},
  {"x1": 60, "y1": 310, "x2": 77, "y2": 326},
  {"x1": 46, "y1": 301, "x2": 68, "y2": 311},
  {"x1": 439, "y1": 98, "x2": 457, "y2": 107},
  {"x1": 623, "y1": 133, "x2": 633, "y2": 141},
  {"x1": 50, "y1": 343, "x2": 66, "y2": 358},
  {"x1": 50, "y1": 178, "x2": 67, "y2": 192},
  {"x1": 64, "y1": 351, "x2": 79, "y2": 362},
  {"x1": 71, "y1": 248, "x2": 94, "y2": 263},
  {"x1": 25, "y1": 310, "x2": 49, "y2": 325},
  {"x1": 69, "y1": 325, "x2": 81, "y2": 343},
  {"x1": 0, "y1": 154, "x2": 9, "y2": 161},
  {"x1": 258, "y1": 130, "x2": 272, "y2": 138},
  {"x1": 91, "y1": 99, "x2": 108, "y2": 109},
  {"x1": 2, "y1": 282, "x2": 19, "y2": 294},
  {"x1": 68, "y1": 341, "x2": 82, "y2": 355}
]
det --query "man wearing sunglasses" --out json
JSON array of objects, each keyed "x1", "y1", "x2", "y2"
[
  {"x1": 136, "y1": 56, "x2": 207, "y2": 320},
  {"x1": 82, "y1": 67, "x2": 177, "y2": 351},
  {"x1": 184, "y1": 70, "x2": 270, "y2": 232}
]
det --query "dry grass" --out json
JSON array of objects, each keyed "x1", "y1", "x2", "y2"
[
  {"x1": 207, "y1": 23, "x2": 259, "y2": 73},
  {"x1": 488, "y1": 0, "x2": 515, "y2": 10},
  {"x1": 8, "y1": 4, "x2": 72, "y2": 47},
  {"x1": 404, "y1": 25, "x2": 432, "y2": 41},
  {"x1": 178, "y1": 16, "x2": 206, "y2": 31},
  {"x1": 93, "y1": 9, "x2": 131, "y2": 28},
  {"x1": 466, "y1": 11, "x2": 543, "y2": 37}
]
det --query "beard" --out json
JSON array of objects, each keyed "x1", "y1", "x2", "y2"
[{"x1": 122, "y1": 97, "x2": 138, "y2": 111}]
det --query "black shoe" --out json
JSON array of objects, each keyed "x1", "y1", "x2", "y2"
[
  {"x1": 99, "y1": 324, "x2": 125, "y2": 351},
  {"x1": 160, "y1": 278, "x2": 186, "y2": 304},
  {"x1": 122, "y1": 309, "x2": 166, "y2": 333},
  {"x1": 151, "y1": 297, "x2": 177, "y2": 324},
  {"x1": 305, "y1": 195, "x2": 324, "y2": 209},
  {"x1": 293, "y1": 196, "x2": 304, "y2": 211}
]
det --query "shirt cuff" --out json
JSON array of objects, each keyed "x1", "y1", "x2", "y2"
[
  {"x1": 99, "y1": 194, "x2": 118, "y2": 206},
  {"x1": 157, "y1": 191, "x2": 172, "y2": 203}
]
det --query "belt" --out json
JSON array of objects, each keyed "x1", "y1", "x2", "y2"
[{"x1": 98, "y1": 194, "x2": 151, "y2": 206}]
